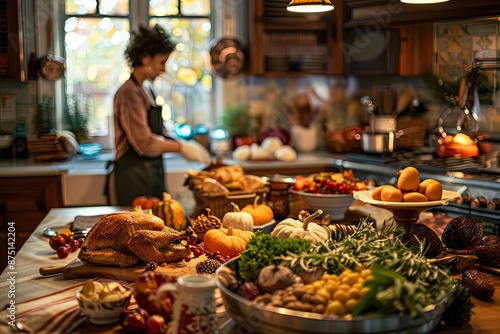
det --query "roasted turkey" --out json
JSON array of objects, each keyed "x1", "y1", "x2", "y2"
[{"x1": 78, "y1": 211, "x2": 193, "y2": 268}]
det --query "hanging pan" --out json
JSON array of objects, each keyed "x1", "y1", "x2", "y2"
[
  {"x1": 209, "y1": 37, "x2": 246, "y2": 79},
  {"x1": 39, "y1": 18, "x2": 65, "y2": 80}
]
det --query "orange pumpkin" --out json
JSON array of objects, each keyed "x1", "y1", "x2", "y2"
[
  {"x1": 242, "y1": 196, "x2": 274, "y2": 226},
  {"x1": 203, "y1": 227, "x2": 254, "y2": 258}
]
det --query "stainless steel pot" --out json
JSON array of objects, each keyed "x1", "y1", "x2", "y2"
[
  {"x1": 357, "y1": 132, "x2": 396, "y2": 153},
  {"x1": 356, "y1": 126, "x2": 422, "y2": 154}
]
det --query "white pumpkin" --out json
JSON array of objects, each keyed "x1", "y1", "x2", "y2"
[
  {"x1": 232, "y1": 145, "x2": 251, "y2": 161},
  {"x1": 250, "y1": 143, "x2": 272, "y2": 161},
  {"x1": 260, "y1": 137, "x2": 283, "y2": 154},
  {"x1": 271, "y1": 209, "x2": 329, "y2": 245},
  {"x1": 222, "y1": 202, "x2": 254, "y2": 231}
]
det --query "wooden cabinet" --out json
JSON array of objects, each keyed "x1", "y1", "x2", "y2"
[
  {"x1": 0, "y1": 0, "x2": 22, "y2": 80},
  {"x1": 342, "y1": 0, "x2": 500, "y2": 27},
  {"x1": 249, "y1": 0, "x2": 344, "y2": 76},
  {"x1": 395, "y1": 22, "x2": 434, "y2": 76},
  {"x1": 0, "y1": 176, "x2": 63, "y2": 271}
]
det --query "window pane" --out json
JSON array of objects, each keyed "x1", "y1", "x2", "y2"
[
  {"x1": 65, "y1": 0, "x2": 97, "y2": 15},
  {"x1": 180, "y1": 0, "x2": 210, "y2": 16},
  {"x1": 99, "y1": 0, "x2": 129, "y2": 15},
  {"x1": 150, "y1": 18, "x2": 212, "y2": 125},
  {"x1": 65, "y1": 17, "x2": 130, "y2": 136},
  {"x1": 149, "y1": 0, "x2": 179, "y2": 16}
]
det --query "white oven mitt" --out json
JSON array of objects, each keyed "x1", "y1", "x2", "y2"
[{"x1": 179, "y1": 140, "x2": 211, "y2": 165}]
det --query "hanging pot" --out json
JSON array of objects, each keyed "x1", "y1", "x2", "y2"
[
  {"x1": 209, "y1": 37, "x2": 246, "y2": 79},
  {"x1": 40, "y1": 54, "x2": 66, "y2": 80},
  {"x1": 39, "y1": 18, "x2": 66, "y2": 81}
]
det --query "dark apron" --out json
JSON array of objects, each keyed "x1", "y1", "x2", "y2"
[{"x1": 108, "y1": 77, "x2": 166, "y2": 205}]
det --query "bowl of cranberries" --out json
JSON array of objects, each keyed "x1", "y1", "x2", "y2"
[{"x1": 290, "y1": 171, "x2": 367, "y2": 221}]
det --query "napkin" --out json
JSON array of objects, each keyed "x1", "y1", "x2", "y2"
[
  {"x1": 72, "y1": 215, "x2": 104, "y2": 231},
  {"x1": 0, "y1": 279, "x2": 133, "y2": 334}
]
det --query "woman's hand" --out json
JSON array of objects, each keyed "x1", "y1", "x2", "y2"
[{"x1": 179, "y1": 140, "x2": 211, "y2": 165}]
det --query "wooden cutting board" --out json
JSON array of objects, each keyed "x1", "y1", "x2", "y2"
[{"x1": 40, "y1": 256, "x2": 208, "y2": 281}]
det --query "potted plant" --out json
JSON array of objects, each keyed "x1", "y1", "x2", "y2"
[{"x1": 221, "y1": 104, "x2": 257, "y2": 147}]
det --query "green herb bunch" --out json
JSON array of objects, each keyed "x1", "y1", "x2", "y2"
[
  {"x1": 238, "y1": 230, "x2": 311, "y2": 283},
  {"x1": 277, "y1": 219, "x2": 464, "y2": 318}
]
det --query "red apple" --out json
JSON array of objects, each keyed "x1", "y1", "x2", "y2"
[
  {"x1": 134, "y1": 272, "x2": 177, "y2": 321},
  {"x1": 119, "y1": 308, "x2": 149, "y2": 334},
  {"x1": 146, "y1": 315, "x2": 167, "y2": 334},
  {"x1": 49, "y1": 235, "x2": 67, "y2": 251}
]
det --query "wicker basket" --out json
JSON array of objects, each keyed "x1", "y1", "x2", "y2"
[
  {"x1": 397, "y1": 117, "x2": 429, "y2": 149},
  {"x1": 192, "y1": 187, "x2": 270, "y2": 219}
]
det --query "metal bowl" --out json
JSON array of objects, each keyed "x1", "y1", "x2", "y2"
[{"x1": 216, "y1": 258, "x2": 449, "y2": 334}]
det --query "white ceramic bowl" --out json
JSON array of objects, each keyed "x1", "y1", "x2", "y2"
[
  {"x1": 290, "y1": 189, "x2": 354, "y2": 221},
  {"x1": 75, "y1": 288, "x2": 131, "y2": 325}
]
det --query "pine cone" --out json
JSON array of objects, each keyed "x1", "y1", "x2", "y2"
[
  {"x1": 442, "y1": 216, "x2": 483, "y2": 249},
  {"x1": 191, "y1": 209, "x2": 222, "y2": 241},
  {"x1": 410, "y1": 223, "x2": 443, "y2": 258},
  {"x1": 196, "y1": 259, "x2": 221, "y2": 274},
  {"x1": 475, "y1": 235, "x2": 500, "y2": 268},
  {"x1": 461, "y1": 269, "x2": 495, "y2": 301}
]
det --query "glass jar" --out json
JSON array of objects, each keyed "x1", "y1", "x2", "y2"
[{"x1": 265, "y1": 174, "x2": 296, "y2": 220}]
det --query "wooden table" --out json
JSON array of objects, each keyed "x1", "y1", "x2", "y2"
[{"x1": 0, "y1": 207, "x2": 499, "y2": 333}]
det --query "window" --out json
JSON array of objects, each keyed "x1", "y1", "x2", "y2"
[{"x1": 63, "y1": 0, "x2": 212, "y2": 147}]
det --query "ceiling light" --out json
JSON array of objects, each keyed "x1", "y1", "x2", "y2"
[
  {"x1": 287, "y1": 0, "x2": 334, "y2": 13},
  {"x1": 400, "y1": 0, "x2": 450, "y2": 4}
]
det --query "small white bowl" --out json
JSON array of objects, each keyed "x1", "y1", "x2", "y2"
[
  {"x1": 75, "y1": 288, "x2": 131, "y2": 325},
  {"x1": 290, "y1": 189, "x2": 354, "y2": 221}
]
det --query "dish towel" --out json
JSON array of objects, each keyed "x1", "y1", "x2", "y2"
[{"x1": 0, "y1": 278, "x2": 133, "y2": 334}]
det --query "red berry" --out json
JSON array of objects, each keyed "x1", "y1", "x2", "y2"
[
  {"x1": 184, "y1": 256, "x2": 191, "y2": 262},
  {"x1": 57, "y1": 245, "x2": 70, "y2": 259},
  {"x1": 69, "y1": 239, "x2": 80, "y2": 252}
]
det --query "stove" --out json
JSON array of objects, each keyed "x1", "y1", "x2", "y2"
[{"x1": 344, "y1": 151, "x2": 500, "y2": 235}]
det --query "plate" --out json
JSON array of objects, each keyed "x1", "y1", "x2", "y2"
[{"x1": 353, "y1": 190, "x2": 461, "y2": 210}]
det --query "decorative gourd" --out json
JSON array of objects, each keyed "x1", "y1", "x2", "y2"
[
  {"x1": 204, "y1": 227, "x2": 254, "y2": 258},
  {"x1": 222, "y1": 202, "x2": 254, "y2": 231},
  {"x1": 242, "y1": 196, "x2": 274, "y2": 226},
  {"x1": 271, "y1": 209, "x2": 330, "y2": 245},
  {"x1": 153, "y1": 192, "x2": 187, "y2": 231}
]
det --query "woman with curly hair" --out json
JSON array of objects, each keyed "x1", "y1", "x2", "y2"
[{"x1": 108, "y1": 24, "x2": 210, "y2": 205}]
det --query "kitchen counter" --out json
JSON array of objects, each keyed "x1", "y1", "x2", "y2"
[
  {"x1": 2, "y1": 150, "x2": 500, "y2": 208},
  {"x1": 0, "y1": 206, "x2": 499, "y2": 333}
]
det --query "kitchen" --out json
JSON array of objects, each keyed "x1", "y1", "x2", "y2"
[{"x1": 1, "y1": 0, "x2": 500, "y2": 333}]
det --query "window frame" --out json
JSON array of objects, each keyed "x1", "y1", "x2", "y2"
[{"x1": 56, "y1": 0, "x2": 215, "y2": 149}]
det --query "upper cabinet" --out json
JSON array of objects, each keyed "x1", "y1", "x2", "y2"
[
  {"x1": 249, "y1": 0, "x2": 344, "y2": 76},
  {"x1": 342, "y1": 0, "x2": 500, "y2": 27},
  {"x1": 0, "y1": 0, "x2": 22, "y2": 80}
]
